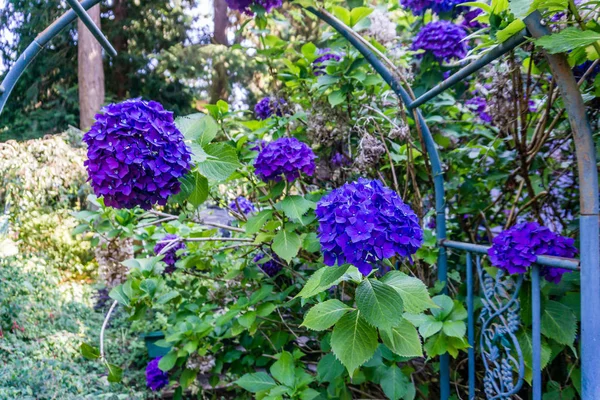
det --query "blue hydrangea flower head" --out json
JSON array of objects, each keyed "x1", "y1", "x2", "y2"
[
  {"x1": 465, "y1": 97, "x2": 492, "y2": 123},
  {"x1": 431, "y1": 0, "x2": 465, "y2": 13},
  {"x1": 487, "y1": 222, "x2": 577, "y2": 283},
  {"x1": 315, "y1": 178, "x2": 423, "y2": 276},
  {"x1": 154, "y1": 234, "x2": 187, "y2": 274},
  {"x1": 225, "y1": 0, "x2": 281, "y2": 14},
  {"x1": 83, "y1": 99, "x2": 192, "y2": 210},
  {"x1": 146, "y1": 357, "x2": 169, "y2": 391},
  {"x1": 254, "y1": 137, "x2": 316, "y2": 182},
  {"x1": 399, "y1": 0, "x2": 432, "y2": 15},
  {"x1": 254, "y1": 252, "x2": 282, "y2": 277},
  {"x1": 229, "y1": 196, "x2": 256, "y2": 215},
  {"x1": 412, "y1": 21, "x2": 467, "y2": 62},
  {"x1": 254, "y1": 97, "x2": 286, "y2": 120},
  {"x1": 312, "y1": 48, "x2": 344, "y2": 76}
]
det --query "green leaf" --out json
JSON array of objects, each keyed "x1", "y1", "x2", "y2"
[
  {"x1": 496, "y1": 19, "x2": 526, "y2": 43},
  {"x1": 239, "y1": 311, "x2": 257, "y2": 328},
  {"x1": 536, "y1": 28, "x2": 600, "y2": 54},
  {"x1": 188, "y1": 172, "x2": 209, "y2": 207},
  {"x1": 423, "y1": 333, "x2": 448, "y2": 358},
  {"x1": 180, "y1": 369, "x2": 198, "y2": 390},
  {"x1": 380, "y1": 365, "x2": 409, "y2": 400},
  {"x1": 196, "y1": 143, "x2": 241, "y2": 181},
  {"x1": 301, "y1": 299, "x2": 353, "y2": 331},
  {"x1": 302, "y1": 232, "x2": 321, "y2": 253},
  {"x1": 140, "y1": 278, "x2": 158, "y2": 298},
  {"x1": 297, "y1": 265, "x2": 350, "y2": 298},
  {"x1": 317, "y1": 353, "x2": 345, "y2": 383},
  {"x1": 350, "y1": 6, "x2": 373, "y2": 26},
  {"x1": 272, "y1": 229, "x2": 301, "y2": 263},
  {"x1": 109, "y1": 284, "x2": 130, "y2": 306},
  {"x1": 418, "y1": 318, "x2": 443, "y2": 339},
  {"x1": 356, "y1": 279, "x2": 404, "y2": 329},
  {"x1": 431, "y1": 295, "x2": 454, "y2": 320},
  {"x1": 276, "y1": 195, "x2": 314, "y2": 222},
  {"x1": 301, "y1": 42, "x2": 317, "y2": 60},
  {"x1": 541, "y1": 300, "x2": 577, "y2": 345},
  {"x1": 328, "y1": 90, "x2": 345, "y2": 106},
  {"x1": 331, "y1": 5, "x2": 351, "y2": 25},
  {"x1": 509, "y1": 0, "x2": 533, "y2": 19},
  {"x1": 158, "y1": 351, "x2": 178, "y2": 372},
  {"x1": 270, "y1": 351, "x2": 295, "y2": 388},
  {"x1": 330, "y1": 310, "x2": 378, "y2": 375},
  {"x1": 245, "y1": 210, "x2": 273, "y2": 234},
  {"x1": 106, "y1": 363, "x2": 123, "y2": 383},
  {"x1": 517, "y1": 329, "x2": 552, "y2": 370},
  {"x1": 80, "y1": 343, "x2": 100, "y2": 360},
  {"x1": 380, "y1": 318, "x2": 423, "y2": 357},
  {"x1": 442, "y1": 320, "x2": 466, "y2": 338},
  {"x1": 236, "y1": 372, "x2": 277, "y2": 392},
  {"x1": 176, "y1": 113, "x2": 219, "y2": 145},
  {"x1": 156, "y1": 290, "x2": 180, "y2": 304},
  {"x1": 381, "y1": 271, "x2": 436, "y2": 313}
]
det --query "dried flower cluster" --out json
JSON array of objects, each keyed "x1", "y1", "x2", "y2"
[
  {"x1": 366, "y1": 10, "x2": 397, "y2": 44},
  {"x1": 186, "y1": 354, "x2": 216, "y2": 374},
  {"x1": 83, "y1": 99, "x2": 192, "y2": 210},
  {"x1": 95, "y1": 236, "x2": 134, "y2": 288},
  {"x1": 316, "y1": 178, "x2": 423, "y2": 276},
  {"x1": 488, "y1": 222, "x2": 578, "y2": 283},
  {"x1": 354, "y1": 133, "x2": 385, "y2": 172}
]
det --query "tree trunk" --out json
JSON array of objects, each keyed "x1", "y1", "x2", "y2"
[
  {"x1": 209, "y1": 0, "x2": 229, "y2": 104},
  {"x1": 77, "y1": 4, "x2": 105, "y2": 131},
  {"x1": 111, "y1": 0, "x2": 128, "y2": 99}
]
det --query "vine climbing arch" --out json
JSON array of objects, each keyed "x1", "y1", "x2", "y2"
[{"x1": 0, "y1": 2, "x2": 598, "y2": 399}]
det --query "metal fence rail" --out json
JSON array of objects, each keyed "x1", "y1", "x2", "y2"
[{"x1": 0, "y1": 3, "x2": 597, "y2": 399}]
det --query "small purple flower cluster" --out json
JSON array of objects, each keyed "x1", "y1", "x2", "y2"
[
  {"x1": 254, "y1": 252, "x2": 282, "y2": 277},
  {"x1": 229, "y1": 196, "x2": 256, "y2": 215},
  {"x1": 312, "y1": 48, "x2": 343, "y2": 76},
  {"x1": 488, "y1": 222, "x2": 578, "y2": 283},
  {"x1": 412, "y1": 21, "x2": 467, "y2": 62},
  {"x1": 331, "y1": 152, "x2": 350, "y2": 167},
  {"x1": 431, "y1": 0, "x2": 464, "y2": 13},
  {"x1": 154, "y1": 234, "x2": 187, "y2": 274},
  {"x1": 146, "y1": 357, "x2": 169, "y2": 391},
  {"x1": 254, "y1": 137, "x2": 316, "y2": 182},
  {"x1": 316, "y1": 178, "x2": 423, "y2": 276},
  {"x1": 465, "y1": 97, "x2": 492, "y2": 123},
  {"x1": 462, "y1": 8, "x2": 484, "y2": 28},
  {"x1": 254, "y1": 97, "x2": 286, "y2": 120},
  {"x1": 83, "y1": 99, "x2": 192, "y2": 210},
  {"x1": 225, "y1": 0, "x2": 282, "y2": 14},
  {"x1": 400, "y1": 0, "x2": 466, "y2": 14}
]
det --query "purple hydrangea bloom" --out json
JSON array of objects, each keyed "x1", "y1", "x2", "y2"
[
  {"x1": 487, "y1": 222, "x2": 578, "y2": 283},
  {"x1": 412, "y1": 21, "x2": 468, "y2": 62},
  {"x1": 573, "y1": 60, "x2": 600, "y2": 81},
  {"x1": 399, "y1": 0, "x2": 432, "y2": 15},
  {"x1": 254, "y1": 137, "x2": 316, "y2": 182},
  {"x1": 462, "y1": 8, "x2": 484, "y2": 28},
  {"x1": 146, "y1": 357, "x2": 169, "y2": 391},
  {"x1": 254, "y1": 252, "x2": 283, "y2": 277},
  {"x1": 154, "y1": 234, "x2": 187, "y2": 274},
  {"x1": 331, "y1": 152, "x2": 350, "y2": 167},
  {"x1": 465, "y1": 97, "x2": 492, "y2": 123},
  {"x1": 254, "y1": 97, "x2": 286, "y2": 120},
  {"x1": 315, "y1": 178, "x2": 424, "y2": 276},
  {"x1": 313, "y1": 48, "x2": 343, "y2": 76},
  {"x1": 249, "y1": 139, "x2": 267, "y2": 152},
  {"x1": 431, "y1": 0, "x2": 464, "y2": 13},
  {"x1": 83, "y1": 99, "x2": 192, "y2": 210},
  {"x1": 225, "y1": 0, "x2": 281, "y2": 14},
  {"x1": 229, "y1": 196, "x2": 256, "y2": 215}
]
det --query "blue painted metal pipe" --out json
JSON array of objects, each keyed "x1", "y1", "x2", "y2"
[
  {"x1": 531, "y1": 265, "x2": 542, "y2": 400},
  {"x1": 408, "y1": 29, "x2": 528, "y2": 109},
  {"x1": 65, "y1": 0, "x2": 117, "y2": 57},
  {"x1": 466, "y1": 253, "x2": 475, "y2": 400},
  {"x1": 304, "y1": 8, "x2": 450, "y2": 397},
  {"x1": 441, "y1": 239, "x2": 580, "y2": 270},
  {"x1": 0, "y1": 0, "x2": 103, "y2": 116},
  {"x1": 524, "y1": 12, "x2": 600, "y2": 399}
]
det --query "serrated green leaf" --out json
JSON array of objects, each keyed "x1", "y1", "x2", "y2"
[
  {"x1": 245, "y1": 210, "x2": 273, "y2": 234},
  {"x1": 381, "y1": 271, "x2": 436, "y2": 313},
  {"x1": 301, "y1": 299, "x2": 353, "y2": 331},
  {"x1": 356, "y1": 279, "x2": 404, "y2": 329},
  {"x1": 276, "y1": 195, "x2": 314, "y2": 222},
  {"x1": 536, "y1": 28, "x2": 600, "y2": 54},
  {"x1": 380, "y1": 365, "x2": 409, "y2": 400},
  {"x1": 236, "y1": 372, "x2": 277, "y2": 392},
  {"x1": 442, "y1": 320, "x2": 466, "y2": 338},
  {"x1": 270, "y1": 351, "x2": 295, "y2": 388},
  {"x1": 196, "y1": 143, "x2": 240, "y2": 181},
  {"x1": 330, "y1": 311, "x2": 378, "y2": 375},
  {"x1": 272, "y1": 229, "x2": 301, "y2": 262},
  {"x1": 176, "y1": 113, "x2": 218, "y2": 145},
  {"x1": 80, "y1": 343, "x2": 100, "y2": 360},
  {"x1": 188, "y1": 172, "x2": 209, "y2": 207},
  {"x1": 541, "y1": 300, "x2": 577, "y2": 345},
  {"x1": 380, "y1": 318, "x2": 423, "y2": 357},
  {"x1": 317, "y1": 353, "x2": 345, "y2": 382},
  {"x1": 423, "y1": 333, "x2": 448, "y2": 358},
  {"x1": 296, "y1": 265, "x2": 350, "y2": 298},
  {"x1": 517, "y1": 329, "x2": 552, "y2": 371}
]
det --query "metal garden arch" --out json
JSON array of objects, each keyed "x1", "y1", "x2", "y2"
[{"x1": 1, "y1": 2, "x2": 597, "y2": 399}]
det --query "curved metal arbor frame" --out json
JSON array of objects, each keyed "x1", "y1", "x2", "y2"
[{"x1": 1, "y1": 4, "x2": 598, "y2": 399}]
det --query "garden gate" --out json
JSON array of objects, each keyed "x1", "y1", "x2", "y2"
[{"x1": 1, "y1": 2, "x2": 598, "y2": 398}]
